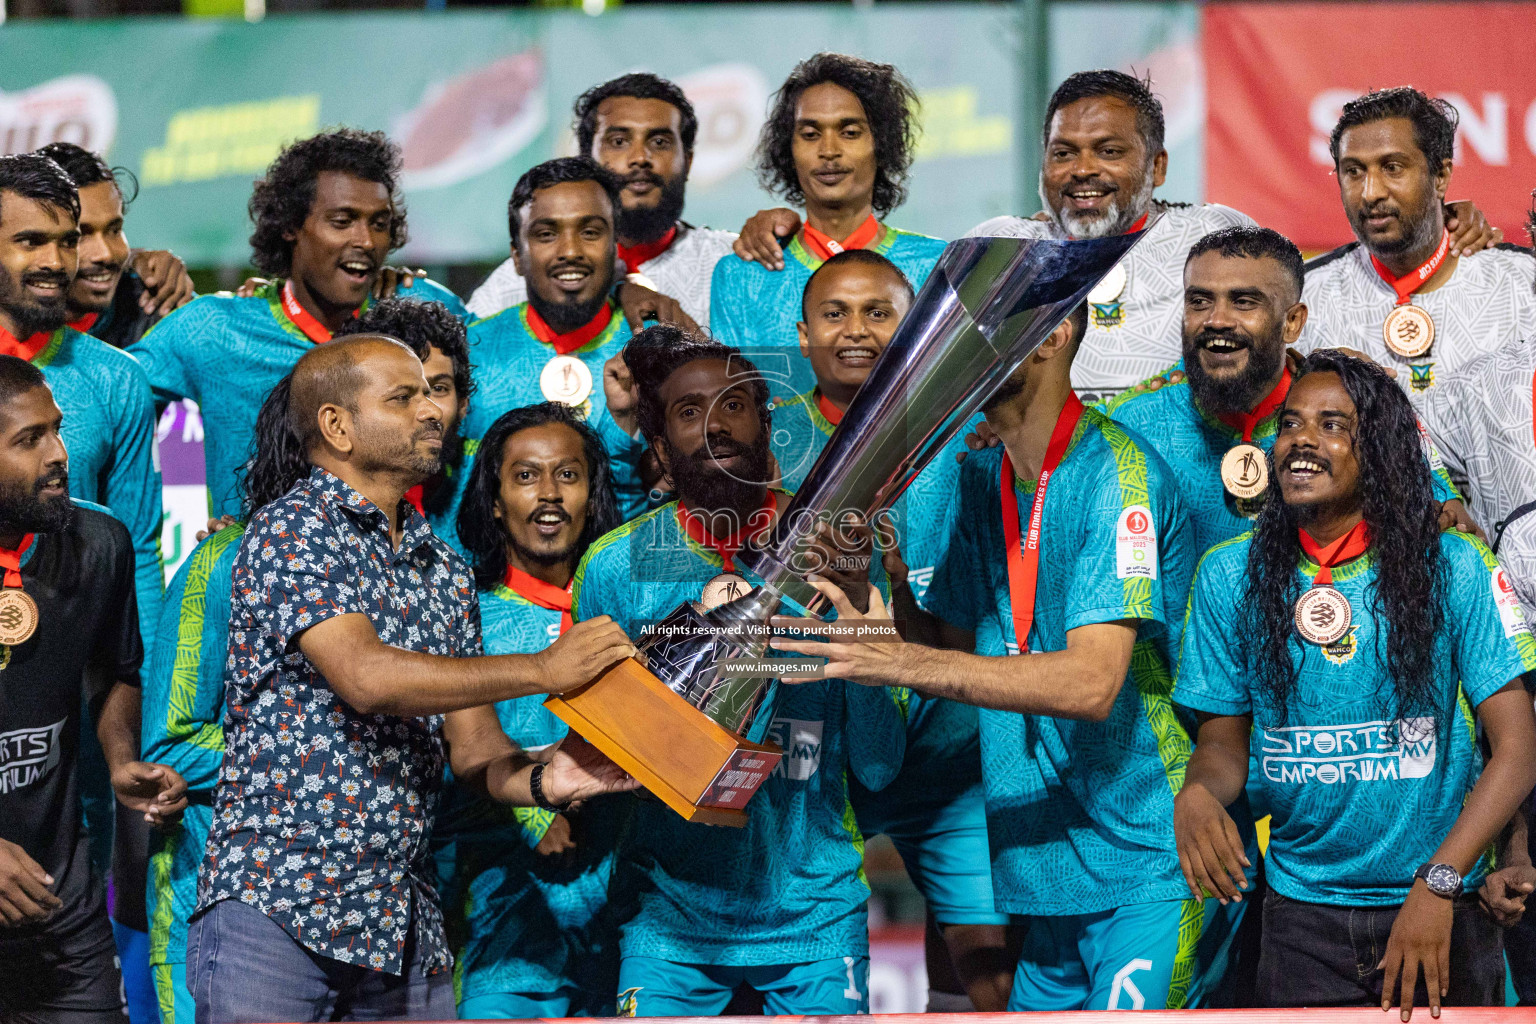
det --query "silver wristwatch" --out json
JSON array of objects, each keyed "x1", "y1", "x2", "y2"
[{"x1": 1414, "y1": 861, "x2": 1464, "y2": 898}]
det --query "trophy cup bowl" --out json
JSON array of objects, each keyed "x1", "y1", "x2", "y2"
[{"x1": 546, "y1": 230, "x2": 1148, "y2": 825}]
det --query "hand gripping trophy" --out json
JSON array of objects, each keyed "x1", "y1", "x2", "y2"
[{"x1": 546, "y1": 230, "x2": 1148, "y2": 825}]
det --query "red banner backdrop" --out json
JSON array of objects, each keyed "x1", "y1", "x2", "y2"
[{"x1": 1204, "y1": 2, "x2": 1536, "y2": 251}]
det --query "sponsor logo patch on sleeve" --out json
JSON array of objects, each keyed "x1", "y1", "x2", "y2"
[
  {"x1": 1493, "y1": 566, "x2": 1531, "y2": 638},
  {"x1": 1116, "y1": 504, "x2": 1158, "y2": 580}
]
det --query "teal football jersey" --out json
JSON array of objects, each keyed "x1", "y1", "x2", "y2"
[
  {"x1": 33, "y1": 327, "x2": 163, "y2": 655},
  {"x1": 1103, "y1": 362, "x2": 1462, "y2": 558},
  {"x1": 571, "y1": 502, "x2": 906, "y2": 965},
  {"x1": 129, "y1": 278, "x2": 466, "y2": 520},
  {"x1": 142, "y1": 526, "x2": 244, "y2": 970},
  {"x1": 768, "y1": 388, "x2": 988, "y2": 851},
  {"x1": 709, "y1": 226, "x2": 945, "y2": 399},
  {"x1": 926, "y1": 409, "x2": 1199, "y2": 916},
  {"x1": 1175, "y1": 531, "x2": 1536, "y2": 907},
  {"x1": 440, "y1": 585, "x2": 623, "y2": 1010},
  {"x1": 432, "y1": 302, "x2": 638, "y2": 555}
]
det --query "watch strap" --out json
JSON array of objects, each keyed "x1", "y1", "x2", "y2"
[{"x1": 530, "y1": 762, "x2": 568, "y2": 813}]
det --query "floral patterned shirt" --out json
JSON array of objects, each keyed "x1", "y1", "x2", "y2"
[{"x1": 194, "y1": 466, "x2": 480, "y2": 975}]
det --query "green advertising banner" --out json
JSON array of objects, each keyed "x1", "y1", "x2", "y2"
[{"x1": 0, "y1": 5, "x2": 1023, "y2": 266}]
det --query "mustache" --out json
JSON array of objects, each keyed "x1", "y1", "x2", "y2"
[
  {"x1": 527, "y1": 503, "x2": 572, "y2": 524},
  {"x1": 1194, "y1": 328, "x2": 1252, "y2": 348},
  {"x1": 1280, "y1": 447, "x2": 1332, "y2": 473},
  {"x1": 1356, "y1": 201, "x2": 1400, "y2": 221},
  {"x1": 77, "y1": 259, "x2": 123, "y2": 276},
  {"x1": 412, "y1": 420, "x2": 444, "y2": 443},
  {"x1": 21, "y1": 269, "x2": 69, "y2": 289},
  {"x1": 1059, "y1": 177, "x2": 1119, "y2": 194},
  {"x1": 624, "y1": 170, "x2": 665, "y2": 187},
  {"x1": 701, "y1": 437, "x2": 751, "y2": 462},
  {"x1": 34, "y1": 468, "x2": 67, "y2": 493}
]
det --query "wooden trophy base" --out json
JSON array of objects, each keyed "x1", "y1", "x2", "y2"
[{"x1": 544, "y1": 658, "x2": 782, "y2": 827}]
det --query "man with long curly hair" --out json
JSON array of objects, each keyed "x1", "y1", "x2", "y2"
[
  {"x1": 1174, "y1": 351, "x2": 1536, "y2": 1018},
  {"x1": 128, "y1": 128, "x2": 467, "y2": 519},
  {"x1": 439, "y1": 402, "x2": 623, "y2": 1019},
  {"x1": 709, "y1": 53, "x2": 944, "y2": 398}
]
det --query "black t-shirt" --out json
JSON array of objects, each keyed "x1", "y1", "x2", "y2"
[
  {"x1": 0, "y1": 504, "x2": 141, "y2": 925},
  {"x1": 93, "y1": 272, "x2": 158, "y2": 350}
]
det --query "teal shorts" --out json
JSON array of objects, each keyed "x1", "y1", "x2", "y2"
[
  {"x1": 616, "y1": 955, "x2": 868, "y2": 1016},
  {"x1": 1008, "y1": 895, "x2": 1247, "y2": 1011},
  {"x1": 459, "y1": 990, "x2": 590, "y2": 1020},
  {"x1": 152, "y1": 962, "x2": 192, "y2": 1024}
]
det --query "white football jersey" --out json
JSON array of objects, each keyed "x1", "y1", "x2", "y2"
[
  {"x1": 965, "y1": 201, "x2": 1255, "y2": 397},
  {"x1": 1414, "y1": 332, "x2": 1536, "y2": 538},
  {"x1": 1300, "y1": 242, "x2": 1536, "y2": 396},
  {"x1": 466, "y1": 221, "x2": 737, "y2": 326}
]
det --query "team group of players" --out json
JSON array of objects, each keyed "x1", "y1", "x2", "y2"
[{"x1": 2, "y1": 51, "x2": 1536, "y2": 1024}]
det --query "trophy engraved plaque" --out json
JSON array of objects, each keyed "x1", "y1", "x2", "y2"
[{"x1": 547, "y1": 230, "x2": 1148, "y2": 825}]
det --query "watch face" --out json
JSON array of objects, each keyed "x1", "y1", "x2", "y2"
[{"x1": 1425, "y1": 863, "x2": 1461, "y2": 895}]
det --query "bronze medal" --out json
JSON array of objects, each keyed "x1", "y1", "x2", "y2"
[
  {"x1": 1382, "y1": 304, "x2": 1435, "y2": 359},
  {"x1": 1220, "y1": 443, "x2": 1268, "y2": 500},
  {"x1": 1294, "y1": 585, "x2": 1351, "y2": 646},
  {"x1": 700, "y1": 573, "x2": 751, "y2": 611},
  {"x1": 540, "y1": 356, "x2": 593, "y2": 407},
  {"x1": 0, "y1": 588, "x2": 39, "y2": 646}
]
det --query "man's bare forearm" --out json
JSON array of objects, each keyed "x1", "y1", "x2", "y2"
[
  {"x1": 889, "y1": 624, "x2": 1132, "y2": 720},
  {"x1": 95, "y1": 681, "x2": 141, "y2": 772}
]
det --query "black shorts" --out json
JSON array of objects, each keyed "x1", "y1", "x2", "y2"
[{"x1": 0, "y1": 840, "x2": 125, "y2": 1023}]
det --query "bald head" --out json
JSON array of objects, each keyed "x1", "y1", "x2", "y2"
[{"x1": 289, "y1": 333, "x2": 417, "y2": 454}]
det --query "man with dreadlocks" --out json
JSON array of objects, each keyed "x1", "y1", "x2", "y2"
[
  {"x1": 1173, "y1": 351, "x2": 1536, "y2": 1018},
  {"x1": 438, "y1": 402, "x2": 625, "y2": 1019},
  {"x1": 572, "y1": 323, "x2": 905, "y2": 1016},
  {"x1": 129, "y1": 128, "x2": 467, "y2": 519},
  {"x1": 710, "y1": 53, "x2": 944, "y2": 399}
]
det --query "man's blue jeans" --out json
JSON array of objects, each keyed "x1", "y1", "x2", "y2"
[{"x1": 185, "y1": 899, "x2": 454, "y2": 1023}]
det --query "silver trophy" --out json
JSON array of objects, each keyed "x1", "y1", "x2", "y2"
[{"x1": 548, "y1": 231, "x2": 1147, "y2": 823}]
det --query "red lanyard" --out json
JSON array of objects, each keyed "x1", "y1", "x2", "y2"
[
  {"x1": 1370, "y1": 229, "x2": 1450, "y2": 306},
  {"x1": 1069, "y1": 212, "x2": 1148, "y2": 242},
  {"x1": 281, "y1": 281, "x2": 336, "y2": 344},
  {"x1": 1217, "y1": 367, "x2": 1292, "y2": 442},
  {"x1": 403, "y1": 485, "x2": 425, "y2": 518},
  {"x1": 504, "y1": 564, "x2": 573, "y2": 635},
  {"x1": 0, "y1": 534, "x2": 35, "y2": 589},
  {"x1": 999, "y1": 395, "x2": 1085, "y2": 652},
  {"x1": 617, "y1": 226, "x2": 677, "y2": 276},
  {"x1": 677, "y1": 491, "x2": 778, "y2": 572},
  {"x1": 815, "y1": 390, "x2": 845, "y2": 427},
  {"x1": 0, "y1": 327, "x2": 56, "y2": 362},
  {"x1": 1297, "y1": 520, "x2": 1371, "y2": 586},
  {"x1": 801, "y1": 214, "x2": 881, "y2": 263},
  {"x1": 68, "y1": 312, "x2": 99, "y2": 333},
  {"x1": 525, "y1": 303, "x2": 614, "y2": 356}
]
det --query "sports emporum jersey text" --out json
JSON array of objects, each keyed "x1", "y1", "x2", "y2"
[
  {"x1": 966, "y1": 202, "x2": 1255, "y2": 398},
  {"x1": 1175, "y1": 531, "x2": 1536, "y2": 906}
]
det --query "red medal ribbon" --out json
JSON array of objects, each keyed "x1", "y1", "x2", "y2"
[
  {"x1": 504, "y1": 564, "x2": 574, "y2": 635},
  {"x1": 0, "y1": 534, "x2": 35, "y2": 589},
  {"x1": 1217, "y1": 367, "x2": 1292, "y2": 443},
  {"x1": 677, "y1": 491, "x2": 778, "y2": 573},
  {"x1": 0, "y1": 326, "x2": 56, "y2": 362},
  {"x1": 403, "y1": 485, "x2": 425, "y2": 517},
  {"x1": 800, "y1": 214, "x2": 882, "y2": 263},
  {"x1": 68, "y1": 312, "x2": 99, "y2": 333},
  {"x1": 525, "y1": 302, "x2": 614, "y2": 357},
  {"x1": 815, "y1": 390, "x2": 845, "y2": 427},
  {"x1": 1297, "y1": 520, "x2": 1371, "y2": 586},
  {"x1": 999, "y1": 394, "x2": 1086, "y2": 652},
  {"x1": 1068, "y1": 212, "x2": 1148, "y2": 242},
  {"x1": 1370, "y1": 229, "x2": 1450, "y2": 307},
  {"x1": 281, "y1": 281, "x2": 338, "y2": 345},
  {"x1": 617, "y1": 226, "x2": 677, "y2": 276}
]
